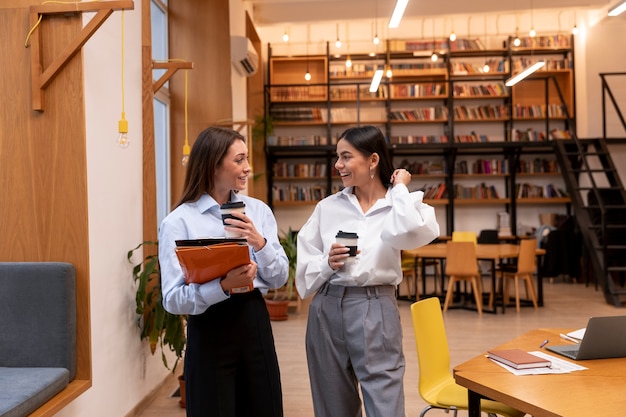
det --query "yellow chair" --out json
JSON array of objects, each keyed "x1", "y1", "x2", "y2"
[
  {"x1": 410, "y1": 298, "x2": 525, "y2": 417},
  {"x1": 401, "y1": 250, "x2": 444, "y2": 300},
  {"x1": 492, "y1": 238, "x2": 539, "y2": 312},
  {"x1": 451, "y1": 231, "x2": 478, "y2": 244},
  {"x1": 443, "y1": 241, "x2": 484, "y2": 314}
]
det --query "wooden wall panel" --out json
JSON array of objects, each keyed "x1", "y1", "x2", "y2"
[
  {"x1": 168, "y1": 0, "x2": 233, "y2": 205},
  {"x1": 0, "y1": 3, "x2": 92, "y2": 409}
]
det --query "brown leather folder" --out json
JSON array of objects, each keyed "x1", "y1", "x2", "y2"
[{"x1": 175, "y1": 241, "x2": 250, "y2": 285}]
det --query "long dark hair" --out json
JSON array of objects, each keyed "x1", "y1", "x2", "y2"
[
  {"x1": 338, "y1": 125, "x2": 394, "y2": 187},
  {"x1": 176, "y1": 126, "x2": 244, "y2": 207}
]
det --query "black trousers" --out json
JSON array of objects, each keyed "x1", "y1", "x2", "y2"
[{"x1": 185, "y1": 289, "x2": 283, "y2": 417}]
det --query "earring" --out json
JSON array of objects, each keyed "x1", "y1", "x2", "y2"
[{"x1": 370, "y1": 168, "x2": 375, "y2": 180}]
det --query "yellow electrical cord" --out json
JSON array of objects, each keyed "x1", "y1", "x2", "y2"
[{"x1": 25, "y1": 0, "x2": 97, "y2": 48}]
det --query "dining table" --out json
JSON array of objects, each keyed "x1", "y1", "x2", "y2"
[{"x1": 403, "y1": 243, "x2": 546, "y2": 313}]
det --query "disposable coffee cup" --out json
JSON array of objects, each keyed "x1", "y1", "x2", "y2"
[
  {"x1": 336, "y1": 231, "x2": 358, "y2": 263},
  {"x1": 220, "y1": 201, "x2": 246, "y2": 238}
]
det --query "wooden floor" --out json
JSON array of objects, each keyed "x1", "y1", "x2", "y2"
[{"x1": 137, "y1": 278, "x2": 620, "y2": 417}]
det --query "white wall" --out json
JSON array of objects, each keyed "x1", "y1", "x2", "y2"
[{"x1": 56, "y1": 3, "x2": 178, "y2": 416}]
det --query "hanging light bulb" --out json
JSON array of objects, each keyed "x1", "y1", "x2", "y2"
[
  {"x1": 335, "y1": 23, "x2": 341, "y2": 48},
  {"x1": 282, "y1": 31, "x2": 289, "y2": 42},
  {"x1": 345, "y1": 55, "x2": 352, "y2": 68},
  {"x1": 116, "y1": 9, "x2": 129, "y2": 148},
  {"x1": 529, "y1": 27, "x2": 536, "y2": 37},
  {"x1": 529, "y1": 0, "x2": 536, "y2": 37},
  {"x1": 117, "y1": 113, "x2": 129, "y2": 148},
  {"x1": 181, "y1": 70, "x2": 190, "y2": 166},
  {"x1": 572, "y1": 25, "x2": 579, "y2": 35},
  {"x1": 385, "y1": 64, "x2": 393, "y2": 78},
  {"x1": 431, "y1": 52, "x2": 438, "y2": 62},
  {"x1": 373, "y1": 34, "x2": 380, "y2": 45},
  {"x1": 449, "y1": 31, "x2": 456, "y2": 42},
  {"x1": 483, "y1": 62, "x2": 490, "y2": 73},
  {"x1": 182, "y1": 141, "x2": 190, "y2": 166},
  {"x1": 513, "y1": 27, "x2": 521, "y2": 47}
]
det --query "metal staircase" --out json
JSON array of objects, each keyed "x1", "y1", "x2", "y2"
[{"x1": 553, "y1": 72, "x2": 626, "y2": 307}]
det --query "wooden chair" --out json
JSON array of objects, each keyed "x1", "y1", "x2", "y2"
[
  {"x1": 443, "y1": 241, "x2": 484, "y2": 315},
  {"x1": 401, "y1": 250, "x2": 444, "y2": 300},
  {"x1": 491, "y1": 238, "x2": 539, "y2": 312},
  {"x1": 451, "y1": 231, "x2": 477, "y2": 244}
]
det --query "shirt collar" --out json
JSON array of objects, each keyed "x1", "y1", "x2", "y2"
[{"x1": 195, "y1": 191, "x2": 244, "y2": 214}]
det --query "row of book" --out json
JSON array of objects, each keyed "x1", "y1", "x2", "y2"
[
  {"x1": 452, "y1": 82, "x2": 507, "y2": 97},
  {"x1": 512, "y1": 104, "x2": 568, "y2": 118},
  {"x1": 270, "y1": 107, "x2": 326, "y2": 122},
  {"x1": 397, "y1": 159, "x2": 447, "y2": 175},
  {"x1": 329, "y1": 85, "x2": 387, "y2": 100},
  {"x1": 453, "y1": 133, "x2": 491, "y2": 142},
  {"x1": 511, "y1": 58, "x2": 572, "y2": 72},
  {"x1": 450, "y1": 60, "x2": 508, "y2": 75},
  {"x1": 517, "y1": 159, "x2": 561, "y2": 174},
  {"x1": 329, "y1": 63, "x2": 377, "y2": 78},
  {"x1": 454, "y1": 104, "x2": 509, "y2": 120},
  {"x1": 273, "y1": 162, "x2": 329, "y2": 178},
  {"x1": 390, "y1": 62, "x2": 447, "y2": 72},
  {"x1": 510, "y1": 128, "x2": 572, "y2": 142},
  {"x1": 516, "y1": 183, "x2": 569, "y2": 198},
  {"x1": 389, "y1": 106, "x2": 449, "y2": 121},
  {"x1": 455, "y1": 159, "x2": 510, "y2": 175},
  {"x1": 454, "y1": 183, "x2": 501, "y2": 199},
  {"x1": 510, "y1": 34, "x2": 571, "y2": 49},
  {"x1": 418, "y1": 183, "x2": 448, "y2": 199},
  {"x1": 389, "y1": 135, "x2": 449, "y2": 144},
  {"x1": 270, "y1": 86, "x2": 327, "y2": 102},
  {"x1": 390, "y1": 83, "x2": 447, "y2": 99},
  {"x1": 267, "y1": 135, "x2": 333, "y2": 146},
  {"x1": 272, "y1": 184, "x2": 328, "y2": 202}
]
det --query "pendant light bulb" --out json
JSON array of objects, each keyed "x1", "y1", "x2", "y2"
[
  {"x1": 335, "y1": 39, "x2": 342, "y2": 48},
  {"x1": 304, "y1": 71, "x2": 312, "y2": 81},
  {"x1": 345, "y1": 56, "x2": 352, "y2": 68},
  {"x1": 431, "y1": 52, "x2": 438, "y2": 62},
  {"x1": 385, "y1": 65, "x2": 393, "y2": 78},
  {"x1": 282, "y1": 32, "x2": 289, "y2": 42},
  {"x1": 117, "y1": 113, "x2": 129, "y2": 148},
  {"x1": 449, "y1": 32, "x2": 457, "y2": 42},
  {"x1": 182, "y1": 142, "x2": 190, "y2": 167},
  {"x1": 373, "y1": 34, "x2": 380, "y2": 45},
  {"x1": 483, "y1": 63, "x2": 490, "y2": 73},
  {"x1": 529, "y1": 27, "x2": 536, "y2": 37},
  {"x1": 572, "y1": 25, "x2": 579, "y2": 35}
]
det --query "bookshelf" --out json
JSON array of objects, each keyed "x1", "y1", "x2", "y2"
[{"x1": 264, "y1": 35, "x2": 575, "y2": 234}]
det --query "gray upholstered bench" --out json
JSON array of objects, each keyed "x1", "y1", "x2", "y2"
[{"x1": 0, "y1": 262, "x2": 76, "y2": 417}]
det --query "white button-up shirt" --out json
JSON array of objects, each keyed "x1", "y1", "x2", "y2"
[
  {"x1": 159, "y1": 192, "x2": 289, "y2": 315},
  {"x1": 296, "y1": 184, "x2": 440, "y2": 299}
]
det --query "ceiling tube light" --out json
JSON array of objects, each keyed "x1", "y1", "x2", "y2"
[
  {"x1": 388, "y1": 0, "x2": 409, "y2": 28},
  {"x1": 608, "y1": 1, "x2": 626, "y2": 16},
  {"x1": 369, "y1": 68, "x2": 384, "y2": 92},
  {"x1": 505, "y1": 61, "x2": 545, "y2": 86}
]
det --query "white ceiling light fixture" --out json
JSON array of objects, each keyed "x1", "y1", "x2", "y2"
[
  {"x1": 505, "y1": 61, "x2": 545, "y2": 86},
  {"x1": 608, "y1": 1, "x2": 626, "y2": 16},
  {"x1": 369, "y1": 68, "x2": 384, "y2": 92},
  {"x1": 388, "y1": 0, "x2": 409, "y2": 28}
]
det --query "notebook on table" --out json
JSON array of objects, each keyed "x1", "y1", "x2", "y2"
[{"x1": 546, "y1": 315, "x2": 626, "y2": 361}]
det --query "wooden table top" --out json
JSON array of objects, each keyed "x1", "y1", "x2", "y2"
[
  {"x1": 404, "y1": 243, "x2": 546, "y2": 260},
  {"x1": 453, "y1": 328, "x2": 626, "y2": 417}
]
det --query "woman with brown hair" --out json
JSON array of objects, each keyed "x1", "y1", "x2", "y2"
[{"x1": 159, "y1": 126, "x2": 288, "y2": 417}]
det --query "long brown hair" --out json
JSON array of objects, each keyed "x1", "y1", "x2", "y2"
[{"x1": 176, "y1": 126, "x2": 244, "y2": 207}]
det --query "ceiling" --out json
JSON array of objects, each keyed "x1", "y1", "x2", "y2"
[{"x1": 248, "y1": 0, "x2": 615, "y2": 26}]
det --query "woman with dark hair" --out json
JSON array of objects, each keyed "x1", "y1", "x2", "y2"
[
  {"x1": 296, "y1": 125, "x2": 440, "y2": 417},
  {"x1": 159, "y1": 126, "x2": 288, "y2": 417}
]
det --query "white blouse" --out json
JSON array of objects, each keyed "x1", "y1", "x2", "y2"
[{"x1": 295, "y1": 184, "x2": 440, "y2": 299}]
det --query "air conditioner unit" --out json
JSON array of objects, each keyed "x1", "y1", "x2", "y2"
[{"x1": 231, "y1": 36, "x2": 259, "y2": 77}]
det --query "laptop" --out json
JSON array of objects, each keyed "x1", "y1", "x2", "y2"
[{"x1": 546, "y1": 315, "x2": 626, "y2": 360}]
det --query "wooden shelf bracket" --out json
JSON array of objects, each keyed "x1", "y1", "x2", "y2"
[
  {"x1": 152, "y1": 60, "x2": 194, "y2": 93},
  {"x1": 29, "y1": 0, "x2": 135, "y2": 111}
]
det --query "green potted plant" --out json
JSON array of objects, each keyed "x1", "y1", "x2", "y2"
[
  {"x1": 264, "y1": 228, "x2": 298, "y2": 320},
  {"x1": 128, "y1": 241, "x2": 187, "y2": 407}
]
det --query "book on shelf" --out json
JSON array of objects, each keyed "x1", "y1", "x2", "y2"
[{"x1": 487, "y1": 349, "x2": 552, "y2": 370}]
